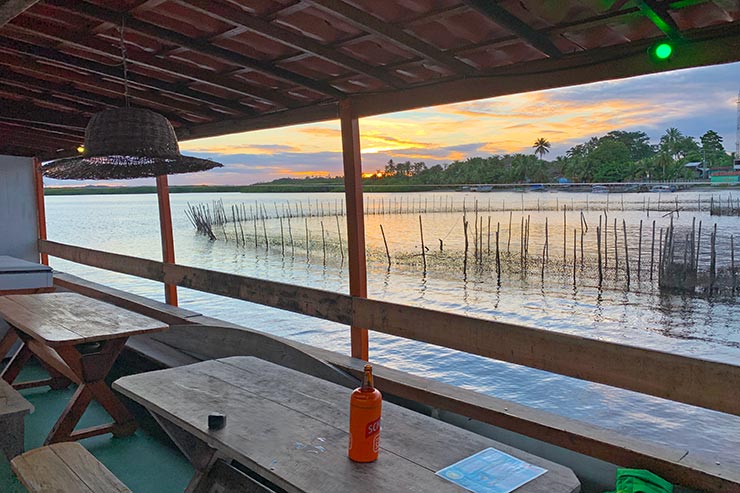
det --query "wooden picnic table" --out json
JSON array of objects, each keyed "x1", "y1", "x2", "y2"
[
  {"x1": 0, "y1": 292, "x2": 168, "y2": 444},
  {"x1": 114, "y1": 356, "x2": 581, "y2": 493}
]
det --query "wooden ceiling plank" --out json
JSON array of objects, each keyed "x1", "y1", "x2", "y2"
[
  {"x1": 64, "y1": 0, "x2": 344, "y2": 98},
  {"x1": 0, "y1": 124, "x2": 83, "y2": 148},
  {"x1": 0, "y1": 100, "x2": 91, "y2": 128},
  {"x1": 461, "y1": 0, "x2": 561, "y2": 57},
  {"x1": 36, "y1": 2, "x2": 294, "y2": 108},
  {"x1": 0, "y1": 71, "x2": 194, "y2": 126},
  {"x1": 0, "y1": 0, "x2": 40, "y2": 27},
  {"x1": 634, "y1": 0, "x2": 682, "y2": 39},
  {"x1": 348, "y1": 23, "x2": 740, "y2": 119},
  {"x1": 0, "y1": 36, "x2": 252, "y2": 116},
  {"x1": 21, "y1": 7, "x2": 286, "y2": 109},
  {"x1": 180, "y1": 0, "x2": 404, "y2": 88},
  {"x1": 0, "y1": 120, "x2": 84, "y2": 142},
  {"x1": 306, "y1": 0, "x2": 476, "y2": 75}
]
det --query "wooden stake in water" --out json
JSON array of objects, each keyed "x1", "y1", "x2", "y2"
[
  {"x1": 336, "y1": 215, "x2": 344, "y2": 262},
  {"x1": 463, "y1": 217, "x2": 469, "y2": 278},
  {"x1": 380, "y1": 224, "x2": 391, "y2": 269},
  {"x1": 650, "y1": 220, "x2": 656, "y2": 281},
  {"x1": 709, "y1": 224, "x2": 717, "y2": 293},
  {"x1": 495, "y1": 222, "x2": 501, "y2": 285},
  {"x1": 623, "y1": 219, "x2": 630, "y2": 288},
  {"x1": 695, "y1": 221, "x2": 702, "y2": 270},
  {"x1": 288, "y1": 216, "x2": 294, "y2": 255},
  {"x1": 320, "y1": 221, "x2": 327, "y2": 265},
  {"x1": 637, "y1": 219, "x2": 643, "y2": 280},
  {"x1": 732, "y1": 234, "x2": 736, "y2": 293},
  {"x1": 603, "y1": 212, "x2": 608, "y2": 269},
  {"x1": 419, "y1": 215, "x2": 427, "y2": 273},
  {"x1": 305, "y1": 218, "x2": 310, "y2": 261},
  {"x1": 573, "y1": 228, "x2": 577, "y2": 288},
  {"x1": 596, "y1": 226, "x2": 603, "y2": 286},
  {"x1": 507, "y1": 211, "x2": 513, "y2": 253},
  {"x1": 279, "y1": 217, "x2": 285, "y2": 256},
  {"x1": 613, "y1": 217, "x2": 619, "y2": 278}
]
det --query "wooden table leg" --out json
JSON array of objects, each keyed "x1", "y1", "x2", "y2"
[
  {"x1": 43, "y1": 338, "x2": 137, "y2": 444},
  {"x1": 0, "y1": 329, "x2": 19, "y2": 362},
  {"x1": 1, "y1": 343, "x2": 32, "y2": 385}
]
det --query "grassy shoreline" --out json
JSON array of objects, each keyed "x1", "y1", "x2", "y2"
[{"x1": 44, "y1": 183, "x2": 736, "y2": 196}]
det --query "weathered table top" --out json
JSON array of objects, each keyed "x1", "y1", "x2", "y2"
[
  {"x1": 0, "y1": 292, "x2": 167, "y2": 347},
  {"x1": 114, "y1": 356, "x2": 580, "y2": 493}
]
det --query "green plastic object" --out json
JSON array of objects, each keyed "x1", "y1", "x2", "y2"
[{"x1": 605, "y1": 468, "x2": 673, "y2": 493}]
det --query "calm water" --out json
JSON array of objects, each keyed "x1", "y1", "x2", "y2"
[{"x1": 45, "y1": 190, "x2": 740, "y2": 467}]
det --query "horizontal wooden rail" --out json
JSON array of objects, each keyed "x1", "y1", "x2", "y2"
[
  {"x1": 40, "y1": 240, "x2": 740, "y2": 417},
  {"x1": 50, "y1": 277, "x2": 740, "y2": 491}
]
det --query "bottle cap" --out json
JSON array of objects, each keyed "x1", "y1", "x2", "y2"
[{"x1": 208, "y1": 412, "x2": 226, "y2": 430}]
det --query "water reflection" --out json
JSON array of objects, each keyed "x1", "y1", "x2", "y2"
[{"x1": 44, "y1": 191, "x2": 740, "y2": 468}]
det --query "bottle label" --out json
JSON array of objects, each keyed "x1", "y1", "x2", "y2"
[{"x1": 365, "y1": 417, "x2": 381, "y2": 438}]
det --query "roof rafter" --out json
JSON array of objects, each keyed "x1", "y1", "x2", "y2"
[
  {"x1": 0, "y1": 36, "x2": 253, "y2": 117},
  {"x1": 306, "y1": 0, "x2": 476, "y2": 75},
  {"x1": 54, "y1": 0, "x2": 345, "y2": 98},
  {"x1": 180, "y1": 0, "x2": 406, "y2": 88},
  {"x1": 0, "y1": 101, "x2": 88, "y2": 132},
  {"x1": 40, "y1": 1, "x2": 300, "y2": 108},
  {"x1": 0, "y1": 119, "x2": 83, "y2": 142},
  {"x1": 0, "y1": 0, "x2": 39, "y2": 27},
  {"x1": 461, "y1": 0, "x2": 561, "y2": 57},
  {"x1": 0, "y1": 68, "x2": 194, "y2": 125},
  {"x1": 634, "y1": 0, "x2": 682, "y2": 39}
]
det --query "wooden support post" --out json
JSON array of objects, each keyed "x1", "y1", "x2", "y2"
[
  {"x1": 156, "y1": 175, "x2": 178, "y2": 306},
  {"x1": 340, "y1": 100, "x2": 369, "y2": 361},
  {"x1": 33, "y1": 158, "x2": 48, "y2": 265}
]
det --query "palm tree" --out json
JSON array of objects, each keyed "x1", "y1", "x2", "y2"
[{"x1": 532, "y1": 138, "x2": 551, "y2": 160}]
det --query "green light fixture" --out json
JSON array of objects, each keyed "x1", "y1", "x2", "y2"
[{"x1": 649, "y1": 41, "x2": 673, "y2": 61}]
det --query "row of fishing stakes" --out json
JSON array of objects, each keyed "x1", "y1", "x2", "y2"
[
  {"x1": 190, "y1": 192, "x2": 737, "y2": 225},
  {"x1": 187, "y1": 198, "x2": 738, "y2": 295},
  {"x1": 186, "y1": 200, "x2": 345, "y2": 266}
]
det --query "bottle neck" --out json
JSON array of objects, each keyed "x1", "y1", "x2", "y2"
[{"x1": 360, "y1": 365, "x2": 374, "y2": 391}]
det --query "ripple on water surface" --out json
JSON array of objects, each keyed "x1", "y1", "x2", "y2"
[{"x1": 45, "y1": 192, "x2": 740, "y2": 468}]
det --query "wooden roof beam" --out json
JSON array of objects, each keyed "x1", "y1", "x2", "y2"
[
  {"x1": 0, "y1": 0, "x2": 39, "y2": 27},
  {"x1": 180, "y1": 0, "x2": 406, "y2": 88},
  {"x1": 634, "y1": 0, "x2": 682, "y2": 39},
  {"x1": 306, "y1": 0, "x2": 476, "y2": 75},
  {"x1": 461, "y1": 0, "x2": 561, "y2": 58},
  {"x1": 0, "y1": 36, "x2": 253, "y2": 117},
  {"x1": 348, "y1": 23, "x2": 740, "y2": 118},
  {"x1": 61, "y1": 0, "x2": 344, "y2": 98},
  {"x1": 38, "y1": 5, "x2": 297, "y2": 107},
  {"x1": 40, "y1": 2, "x2": 298, "y2": 108},
  {"x1": 0, "y1": 100, "x2": 91, "y2": 129},
  {"x1": 0, "y1": 119, "x2": 83, "y2": 141},
  {"x1": 0, "y1": 70, "x2": 194, "y2": 126}
]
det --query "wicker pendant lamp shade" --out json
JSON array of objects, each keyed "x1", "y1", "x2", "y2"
[{"x1": 42, "y1": 107, "x2": 222, "y2": 180}]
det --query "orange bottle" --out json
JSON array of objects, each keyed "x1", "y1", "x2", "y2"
[{"x1": 348, "y1": 364, "x2": 382, "y2": 462}]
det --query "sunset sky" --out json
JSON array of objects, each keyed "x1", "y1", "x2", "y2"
[{"x1": 46, "y1": 61, "x2": 740, "y2": 187}]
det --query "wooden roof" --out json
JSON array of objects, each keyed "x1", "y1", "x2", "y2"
[{"x1": 1, "y1": 0, "x2": 739, "y2": 159}]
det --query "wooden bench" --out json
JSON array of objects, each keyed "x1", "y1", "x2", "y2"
[
  {"x1": 11, "y1": 442, "x2": 131, "y2": 493},
  {"x1": 0, "y1": 379, "x2": 33, "y2": 460}
]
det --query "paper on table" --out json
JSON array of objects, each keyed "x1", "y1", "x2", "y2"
[{"x1": 436, "y1": 447, "x2": 547, "y2": 493}]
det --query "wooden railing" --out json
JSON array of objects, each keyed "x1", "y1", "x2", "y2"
[{"x1": 39, "y1": 239, "x2": 740, "y2": 418}]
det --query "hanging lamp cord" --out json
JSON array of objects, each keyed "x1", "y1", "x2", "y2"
[{"x1": 119, "y1": 16, "x2": 130, "y2": 108}]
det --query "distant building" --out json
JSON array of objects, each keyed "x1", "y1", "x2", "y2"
[
  {"x1": 710, "y1": 170, "x2": 740, "y2": 183},
  {"x1": 684, "y1": 161, "x2": 707, "y2": 177}
]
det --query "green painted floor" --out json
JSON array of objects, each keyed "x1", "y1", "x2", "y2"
[{"x1": 1, "y1": 362, "x2": 193, "y2": 492}]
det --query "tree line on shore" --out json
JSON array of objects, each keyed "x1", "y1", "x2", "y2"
[{"x1": 373, "y1": 128, "x2": 732, "y2": 186}]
